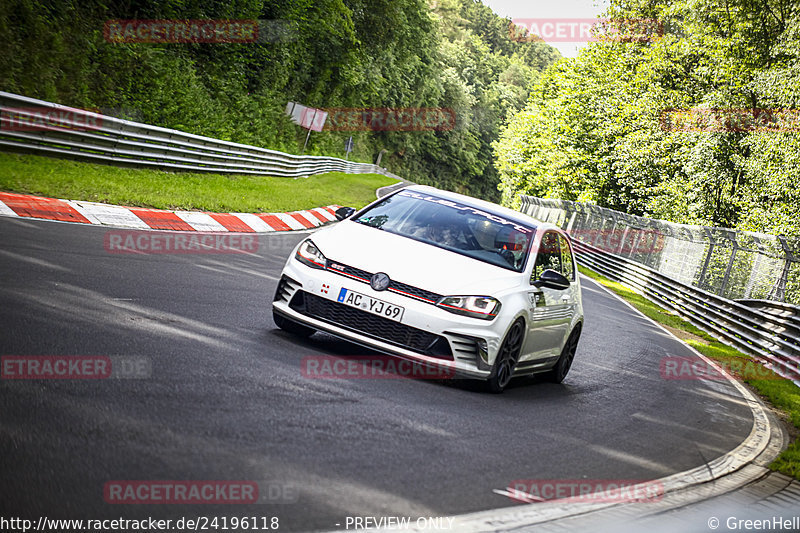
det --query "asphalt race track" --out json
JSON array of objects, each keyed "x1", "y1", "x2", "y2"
[{"x1": 0, "y1": 216, "x2": 755, "y2": 532}]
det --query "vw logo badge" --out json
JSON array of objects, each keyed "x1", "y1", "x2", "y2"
[{"x1": 370, "y1": 272, "x2": 391, "y2": 291}]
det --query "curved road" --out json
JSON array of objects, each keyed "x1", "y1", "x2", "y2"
[{"x1": 0, "y1": 217, "x2": 754, "y2": 531}]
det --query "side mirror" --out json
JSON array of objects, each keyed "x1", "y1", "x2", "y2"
[
  {"x1": 532, "y1": 269, "x2": 571, "y2": 290},
  {"x1": 334, "y1": 207, "x2": 356, "y2": 221}
]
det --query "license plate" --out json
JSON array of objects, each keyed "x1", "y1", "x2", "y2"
[{"x1": 337, "y1": 288, "x2": 405, "y2": 322}]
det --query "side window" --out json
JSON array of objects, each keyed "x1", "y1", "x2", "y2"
[
  {"x1": 531, "y1": 231, "x2": 562, "y2": 283},
  {"x1": 559, "y1": 234, "x2": 575, "y2": 281}
]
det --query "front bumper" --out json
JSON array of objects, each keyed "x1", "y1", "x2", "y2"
[{"x1": 272, "y1": 260, "x2": 510, "y2": 380}]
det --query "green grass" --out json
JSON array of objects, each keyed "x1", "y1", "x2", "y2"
[
  {"x1": 578, "y1": 264, "x2": 800, "y2": 480},
  {"x1": 0, "y1": 152, "x2": 398, "y2": 212}
]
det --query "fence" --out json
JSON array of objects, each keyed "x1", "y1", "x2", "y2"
[
  {"x1": 519, "y1": 196, "x2": 800, "y2": 305},
  {"x1": 520, "y1": 195, "x2": 800, "y2": 384},
  {"x1": 0, "y1": 91, "x2": 391, "y2": 178}
]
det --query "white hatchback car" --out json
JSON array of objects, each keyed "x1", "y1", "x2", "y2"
[{"x1": 272, "y1": 185, "x2": 583, "y2": 392}]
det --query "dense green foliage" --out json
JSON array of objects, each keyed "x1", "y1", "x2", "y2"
[
  {"x1": 494, "y1": 0, "x2": 800, "y2": 237},
  {"x1": 0, "y1": 0, "x2": 558, "y2": 201}
]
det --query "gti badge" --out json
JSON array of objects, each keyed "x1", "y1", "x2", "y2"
[{"x1": 370, "y1": 272, "x2": 391, "y2": 291}]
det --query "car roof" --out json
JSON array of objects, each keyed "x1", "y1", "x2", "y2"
[{"x1": 399, "y1": 184, "x2": 564, "y2": 235}]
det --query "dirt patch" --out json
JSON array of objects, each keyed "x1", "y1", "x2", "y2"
[{"x1": 663, "y1": 324, "x2": 709, "y2": 345}]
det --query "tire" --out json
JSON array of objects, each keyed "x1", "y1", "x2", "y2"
[
  {"x1": 273, "y1": 310, "x2": 315, "y2": 337},
  {"x1": 543, "y1": 326, "x2": 581, "y2": 384},
  {"x1": 486, "y1": 319, "x2": 525, "y2": 393}
]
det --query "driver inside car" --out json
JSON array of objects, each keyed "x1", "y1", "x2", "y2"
[{"x1": 495, "y1": 227, "x2": 528, "y2": 270}]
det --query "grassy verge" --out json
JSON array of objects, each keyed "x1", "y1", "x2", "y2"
[
  {"x1": 578, "y1": 264, "x2": 800, "y2": 480},
  {"x1": 0, "y1": 152, "x2": 397, "y2": 212}
]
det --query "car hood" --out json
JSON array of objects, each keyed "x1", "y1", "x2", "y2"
[{"x1": 311, "y1": 221, "x2": 522, "y2": 295}]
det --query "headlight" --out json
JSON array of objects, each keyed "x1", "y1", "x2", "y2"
[
  {"x1": 436, "y1": 296, "x2": 501, "y2": 320},
  {"x1": 295, "y1": 239, "x2": 326, "y2": 269}
]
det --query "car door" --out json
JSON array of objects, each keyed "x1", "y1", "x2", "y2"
[{"x1": 522, "y1": 231, "x2": 574, "y2": 361}]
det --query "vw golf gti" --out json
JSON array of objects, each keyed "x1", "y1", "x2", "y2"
[{"x1": 272, "y1": 185, "x2": 583, "y2": 392}]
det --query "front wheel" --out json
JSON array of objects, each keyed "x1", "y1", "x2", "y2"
[
  {"x1": 543, "y1": 326, "x2": 581, "y2": 383},
  {"x1": 486, "y1": 319, "x2": 525, "y2": 393},
  {"x1": 273, "y1": 309, "x2": 315, "y2": 337}
]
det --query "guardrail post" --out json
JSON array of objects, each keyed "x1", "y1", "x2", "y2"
[
  {"x1": 626, "y1": 225, "x2": 643, "y2": 259},
  {"x1": 591, "y1": 207, "x2": 607, "y2": 249},
  {"x1": 645, "y1": 221, "x2": 669, "y2": 269},
  {"x1": 743, "y1": 239, "x2": 763, "y2": 300},
  {"x1": 565, "y1": 206, "x2": 577, "y2": 233},
  {"x1": 521, "y1": 196, "x2": 530, "y2": 216},
  {"x1": 720, "y1": 238, "x2": 739, "y2": 298},
  {"x1": 697, "y1": 229, "x2": 716, "y2": 290},
  {"x1": 772, "y1": 236, "x2": 793, "y2": 302},
  {"x1": 616, "y1": 225, "x2": 630, "y2": 255}
]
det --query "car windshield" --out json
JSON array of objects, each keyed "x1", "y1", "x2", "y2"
[{"x1": 354, "y1": 189, "x2": 536, "y2": 272}]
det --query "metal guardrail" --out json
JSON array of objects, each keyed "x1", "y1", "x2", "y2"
[
  {"x1": 738, "y1": 300, "x2": 800, "y2": 328},
  {"x1": 0, "y1": 91, "x2": 389, "y2": 178},
  {"x1": 520, "y1": 195, "x2": 800, "y2": 384}
]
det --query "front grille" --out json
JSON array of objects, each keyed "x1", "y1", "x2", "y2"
[
  {"x1": 325, "y1": 260, "x2": 443, "y2": 304},
  {"x1": 388, "y1": 280, "x2": 441, "y2": 303},
  {"x1": 290, "y1": 291, "x2": 452, "y2": 359},
  {"x1": 328, "y1": 263, "x2": 371, "y2": 283}
]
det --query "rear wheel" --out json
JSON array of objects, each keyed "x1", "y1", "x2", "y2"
[
  {"x1": 273, "y1": 310, "x2": 315, "y2": 337},
  {"x1": 543, "y1": 326, "x2": 581, "y2": 383},
  {"x1": 486, "y1": 319, "x2": 525, "y2": 393}
]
